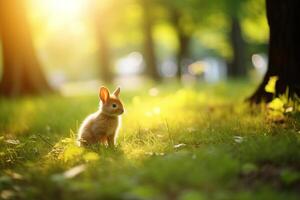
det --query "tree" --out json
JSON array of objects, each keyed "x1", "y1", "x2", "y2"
[
  {"x1": 169, "y1": 6, "x2": 191, "y2": 80},
  {"x1": 0, "y1": 0, "x2": 52, "y2": 97},
  {"x1": 223, "y1": 0, "x2": 248, "y2": 77},
  {"x1": 163, "y1": 0, "x2": 222, "y2": 79},
  {"x1": 162, "y1": 0, "x2": 204, "y2": 80},
  {"x1": 92, "y1": 1, "x2": 115, "y2": 84},
  {"x1": 94, "y1": 17, "x2": 113, "y2": 84},
  {"x1": 248, "y1": 0, "x2": 300, "y2": 103},
  {"x1": 229, "y1": 15, "x2": 246, "y2": 77},
  {"x1": 141, "y1": 0, "x2": 161, "y2": 81}
]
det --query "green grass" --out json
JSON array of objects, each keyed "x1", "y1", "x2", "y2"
[{"x1": 1, "y1": 81, "x2": 300, "y2": 200}]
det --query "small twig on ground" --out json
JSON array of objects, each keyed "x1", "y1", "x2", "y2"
[{"x1": 36, "y1": 134, "x2": 54, "y2": 148}]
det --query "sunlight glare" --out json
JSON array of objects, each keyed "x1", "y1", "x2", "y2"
[{"x1": 44, "y1": 0, "x2": 83, "y2": 15}]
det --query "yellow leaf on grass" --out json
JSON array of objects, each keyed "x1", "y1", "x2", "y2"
[
  {"x1": 268, "y1": 98, "x2": 284, "y2": 111},
  {"x1": 265, "y1": 76, "x2": 278, "y2": 94}
]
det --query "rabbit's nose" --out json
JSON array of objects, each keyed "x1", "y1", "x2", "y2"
[{"x1": 120, "y1": 108, "x2": 124, "y2": 114}]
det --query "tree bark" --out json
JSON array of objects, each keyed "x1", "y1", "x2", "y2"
[
  {"x1": 141, "y1": 0, "x2": 161, "y2": 81},
  {"x1": 97, "y1": 28, "x2": 113, "y2": 84},
  {"x1": 0, "y1": 0, "x2": 52, "y2": 97},
  {"x1": 177, "y1": 33, "x2": 190, "y2": 79},
  {"x1": 93, "y1": 2, "x2": 114, "y2": 84},
  {"x1": 248, "y1": 0, "x2": 300, "y2": 103},
  {"x1": 228, "y1": 16, "x2": 247, "y2": 77},
  {"x1": 171, "y1": 10, "x2": 190, "y2": 80}
]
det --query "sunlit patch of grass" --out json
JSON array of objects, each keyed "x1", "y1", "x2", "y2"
[
  {"x1": 46, "y1": 131, "x2": 103, "y2": 168},
  {"x1": 0, "y1": 99, "x2": 38, "y2": 135},
  {"x1": 0, "y1": 82, "x2": 300, "y2": 199}
]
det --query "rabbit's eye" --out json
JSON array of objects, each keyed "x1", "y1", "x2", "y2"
[{"x1": 112, "y1": 103, "x2": 117, "y2": 108}]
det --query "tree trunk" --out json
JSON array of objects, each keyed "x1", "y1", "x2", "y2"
[
  {"x1": 171, "y1": 10, "x2": 190, "y2": 80},
  {"x1": 248, "y1": 0, "x2": 300, "y2": 103},
  {"x1": 92, "y1": 2, "x2": 114, "y2": 84},
  {"x1": 229, "y1": 16, "x2": 247, "y2": 77},
  {"x1": 0, "y1": 0, "x2": 52, "y2": 97},
  {"x1": 141, "y1": 0, "x2": 160, "y2": 81},
  {"x1": 176, "y1": 33, "x2": 190, "y2": 79},
  {"x1": 97, "y1": 28, "x2": 113, "y2": 84}
]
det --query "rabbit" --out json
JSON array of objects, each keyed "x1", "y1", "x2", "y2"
[{"x1": 77, "y1": 86, "x2": 124, "y2": 147}]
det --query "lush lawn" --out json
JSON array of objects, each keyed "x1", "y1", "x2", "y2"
[{"x1": 1, "y1": 81, "x2": 300, "y2": 200}]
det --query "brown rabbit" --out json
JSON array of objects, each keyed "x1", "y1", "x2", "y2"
[{"x1": 77, "y1": 86, "x2": 124, "y2": 147}]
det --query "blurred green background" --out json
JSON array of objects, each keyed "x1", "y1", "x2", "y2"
[{"x1": 0, "y1": 0, "x2": 268, "y2": 92}]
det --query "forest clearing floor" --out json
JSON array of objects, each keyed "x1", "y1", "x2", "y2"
[{"x1": 1, "y1": 81, "x2": 300, "y2": 200}]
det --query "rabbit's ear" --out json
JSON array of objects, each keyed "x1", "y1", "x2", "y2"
[
  {"x1": 113, "y1": 87, "x2": 121, "y2": 97},
  {"x1": 99, "y1": 86, "x2": 110, "y2": 103}
]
